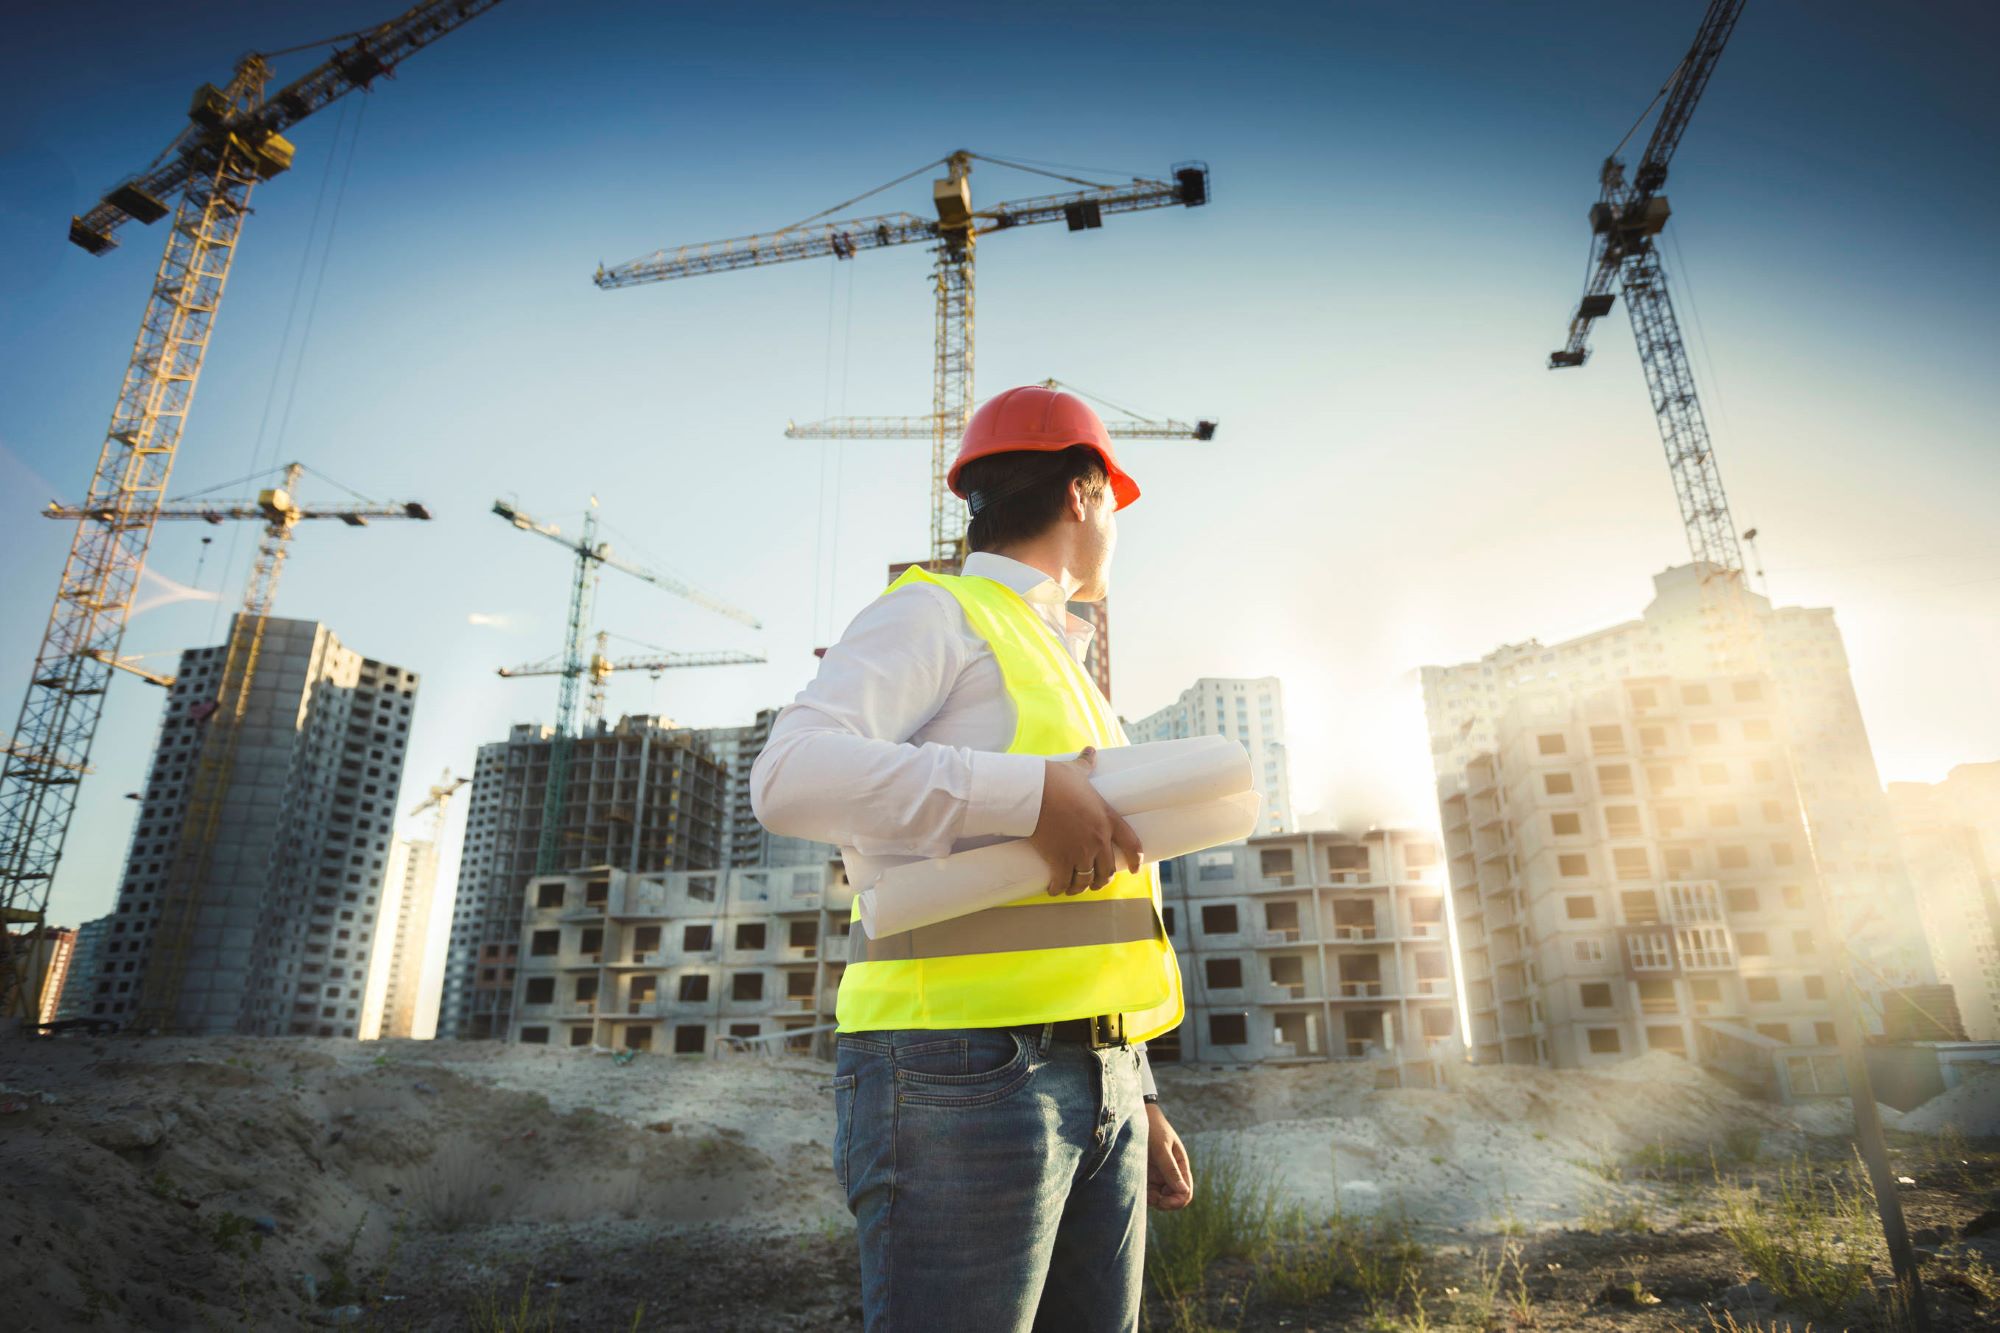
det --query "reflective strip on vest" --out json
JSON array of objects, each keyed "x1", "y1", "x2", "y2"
[{"x1": 851, "y1": 897, "x2": 1160, "y2": 964}]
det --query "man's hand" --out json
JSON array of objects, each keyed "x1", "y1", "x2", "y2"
[
  {"x1": 1030, "y1": 747, "x2": 1143, "y2": 896},
  {"x1": 1145, "y1": 1104, "x2": 1193, "y2": 1210}
]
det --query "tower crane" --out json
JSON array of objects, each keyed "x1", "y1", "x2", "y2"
[
  {"x1": 410, "y1": 769, "x2": 470, "y2": 841},
  {"x1": 595, "y1": 151, "x2": 1211, "y2": 568},
  {"x1": 1548, "y1": 0, "x2": 1750, "y2": 609},
  {"x1": 79, "y1": 463, "x2": 431, "y2": 1030},
  {"x1": 491, "y1": 500, "x2": 761, "y2": 874},
  {"x1": 1547, "y1": 5, "x2": 1929, "y2": 1318},
  {"x1": 0, "y1": 0, "x2": 500, "y2": 1026},
  {"x1": 500, "y1": 631, "x2": 766, "y2": 730},
  {"x1": 787, "y1": 377, "x2": 1218, "y2": 698}
]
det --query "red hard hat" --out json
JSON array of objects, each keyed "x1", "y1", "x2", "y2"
[{"x1": 948, "y1": 385, "x2": 1140, "y2": 510}]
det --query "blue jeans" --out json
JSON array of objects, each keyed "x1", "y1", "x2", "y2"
[{"x1": 832, "y1": 1026, "x2": 1150, "y2": 1333}]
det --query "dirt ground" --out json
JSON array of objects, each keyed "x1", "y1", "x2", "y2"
[{"x1": 0, "y1": 1036, "x2": 1993, "y2": 1331}]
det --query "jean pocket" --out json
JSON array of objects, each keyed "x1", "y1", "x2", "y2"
[
  {"x1": 830, "y1": 1074, "x2": 856, "y2": 1191},
  {"x1": 894, "y1": 1031, "x2": 1035, "y2": 1108}
]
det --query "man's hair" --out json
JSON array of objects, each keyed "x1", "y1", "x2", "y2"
[{"x1": 962, "y1": 446, "x2": 1108, "y2": 553}]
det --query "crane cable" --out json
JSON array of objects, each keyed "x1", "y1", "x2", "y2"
[
  {"x1": 1609, "y1": 53, "x2": 1690, "y2": 164},
  {"x1": 781, "y1": 157, "x2": 949, "y2": 233}
]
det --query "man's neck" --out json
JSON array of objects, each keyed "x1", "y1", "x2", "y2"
[{"x1": 980, "y1": 541, "x2": 1081, "y2": 599}]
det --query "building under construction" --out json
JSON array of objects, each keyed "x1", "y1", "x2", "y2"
[
  {"x1": 1416, "y1": 568, "x2": 1938, "y2": 1092},
  {"x1": 84, "y1": 616, "x2": 417, "y2": 1036},
  {"x1": 1425, "y1": 564, "x2": 1938, "y2": 1002},
  {"x1": 509, "y1": 861, "x2": 848, "y2": 1054},
  {"x1": 1890, "y1": 763, "x2": 2000, "y2": 1042},
  {"x1": 437, "y1": 714, "x2": 726, "y2": 1041},
  {"x1": 1156, "y1": 827, "x2": 1458, "y2": 1088}
]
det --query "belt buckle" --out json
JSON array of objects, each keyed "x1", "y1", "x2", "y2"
[{"x1": 1087, "y1": 1014, "x2": 1126, "y2": 1050}]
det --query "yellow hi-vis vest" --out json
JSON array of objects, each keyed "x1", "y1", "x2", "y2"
[{"x1": 835, "y1": 566, "x2": 1184, "y2": 1043}]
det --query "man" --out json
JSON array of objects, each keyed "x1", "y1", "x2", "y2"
[{"x1": 751, "y1": 384, "x2": 1194, "y2": 1332}]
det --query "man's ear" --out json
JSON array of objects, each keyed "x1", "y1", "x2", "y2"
[{"x1": 1067, "y1": 477, "x2": 1090, "y2": 523}]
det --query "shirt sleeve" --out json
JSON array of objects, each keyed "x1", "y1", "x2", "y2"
[
  {"x1": 749, "y1": 584, "x2": 1046, "y2": 861},
  {"x1": 1137, "y1": 1043, "x2": 1157, "y2": 1099}
]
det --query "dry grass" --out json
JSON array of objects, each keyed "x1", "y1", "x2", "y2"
[{"x1": 1716, "y1": 1155, "x2": 1877, "y2": 1322}]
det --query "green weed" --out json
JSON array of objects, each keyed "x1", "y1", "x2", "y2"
[
  {"x1": 1717, "y1": 1155, "x2": 1876, "y2": 1321},
  {"x1": 469, "y1": 1280, "x2": 559, "y2": 1333},
  {"x1": 317, "y1": 1215, "x2": 365, "y2": 1307},
  {"x1": 1145, "y1": 1145, "x2": 1289, "y2": 1301},
  {"x1": 1580, "y1": 1197, "x2": 1651, "y2": 1234}
]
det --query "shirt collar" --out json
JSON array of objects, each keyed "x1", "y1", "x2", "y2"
[{"x1": 960, "y1": 552, "x2": 1096, "y2": 649}]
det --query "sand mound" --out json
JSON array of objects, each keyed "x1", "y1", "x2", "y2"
[
  {"x1": 1156, "y1": 1051, "x2": 1794, "y2": 1232},
  {"x1": 1900, "y1": 1069, "x2": 2000, "y2": 1137},
  {"x1": 0, "y1": 1036, "x2": 841, "y2": 1331}
]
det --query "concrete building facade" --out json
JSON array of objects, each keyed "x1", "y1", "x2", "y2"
[
  {"x1": 508, "y1": 861, "x2": 849, "y2": 1055},
  {"x1": 1128, "y1": 677, "x2": 1295, "y2": 835},
  {"x1": 362, "y1": 835, "x2": 442, "y2": 1040},
  {"x1": 1154, "y1": 828, "x2": 1458, "y2": 1087},
  {"x1": 1433, "y1": 670, "x2": 1841, "y2": 1093},
  {"x1": 438, "y1": 714, "x2": 727, "y2": 1041},
  {"x1": 1890, "y1": 763, "x2": 2000, "y2": 1042},
  {"x1": 1423, "y1": 564, "x2": 1934, "y2": 1000},
  {"x1": 87, "y1": 617, "x2": 416, "y2": 1036},
  {"x1": 694, "y1": 708, "x2": 836, "y2": 870},
  {"x1": 54, "y1": 915, "x2": 109, "y2": 1022}
]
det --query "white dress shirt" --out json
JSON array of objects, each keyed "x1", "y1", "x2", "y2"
[{"x1": 751, "y1": 551, "x2": 1158, "y2": 1095}]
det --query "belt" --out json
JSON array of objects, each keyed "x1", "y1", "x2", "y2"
[{"x1": 1042, "y1": 1014, "x2": 1127, "y2": 1050}]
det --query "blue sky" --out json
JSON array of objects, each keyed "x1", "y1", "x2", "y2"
[{"x1": 3, "y1": 0, "x2": 1995, "y2": 931}]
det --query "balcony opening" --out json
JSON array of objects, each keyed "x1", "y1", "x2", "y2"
[
  {"x1": 672, "y1": 1025, "x2": 703, "y2": 1054},
  {"x1": 678, "y1": 974, "x2": 709, "y2": 1003},
  {"x1": 1645, "y1": 1023, "x2": 1686, "y2": 1054},
  {"x1": 1637, "y1": 978, "x2": 1677, "y2": 1014},
  {"x1": 630, "y1": 975, "x2": 658, "y2": 1012},
  {"x1": 1337, "y1": 954, "x2": 1381, "y2": 997},
  {"x1": 524, "y1": 977, "x2": 555, "y2": 1004},
  {"x1": 1263, "y1": 900, "x2": 1301, "y2": 941},
  {"x1": 625, "y1": 1024, "x2": 654, "y2": 1052},
  {"x1": 1205, "y1": 957, "x2": 1243, "y2": 990},
  {"x1": 731, "y1": 972, "x2": 764, "y2": 1002},
  {"x1": 1200, "y1": 904, "x2": 1239, "y2": 936},
  {"x1": 633, "y1": 925, "x2": 662, "y2": 957},
  {"x1": 735, "y1": 922, "x2": 767, "y2": 951},
  {"x1": 1332, "y1": 901, "x2": 1376, "y2": 939},
  {"x1": 1270, "y1": 954, "x2": 1307, "y2": 998},
  {"x1": 568, "y1": 1025, "x2": 592, "y2": 1047},
  {"x1": 536, "y1": 883, "x2": 564, "y2": 909},
  {"x1": 1273, "y1": 1010, "x2": 1317, "y2": 1057},
  {"x1": 682, "y1": 924, "x2": 713, "y2": 952},
  {"x1": 1342, "y1": 1009, "x2": 1385, "y2": 1058},
  {"x1": 788, "y1": 919, "x2": 817, "y2": 950},
  {"x1": 1259, "y1": 848, "x2": 1295, "y2": 885}
]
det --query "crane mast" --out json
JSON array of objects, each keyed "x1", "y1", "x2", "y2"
[
  {"x1": 491, "y1": 500, "x2": 761, "y2": 875},
  {"x1": 1549, "y1": 0, "x2": 1748, "y2": 583},
  {"x1": 0, "y1": 0, "x2": 500, "y2": 1026},
  {"x1": 596, "y1": 151, "x2": 1210, "y2": 566}
]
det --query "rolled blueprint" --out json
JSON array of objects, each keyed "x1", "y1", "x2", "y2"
[
  {"x1": 1085, "y1": 734, "x2": 1251, "y2": 816},
  {"x1": 857, "y1": 788, "x2": 1263, "y2": 939}
]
